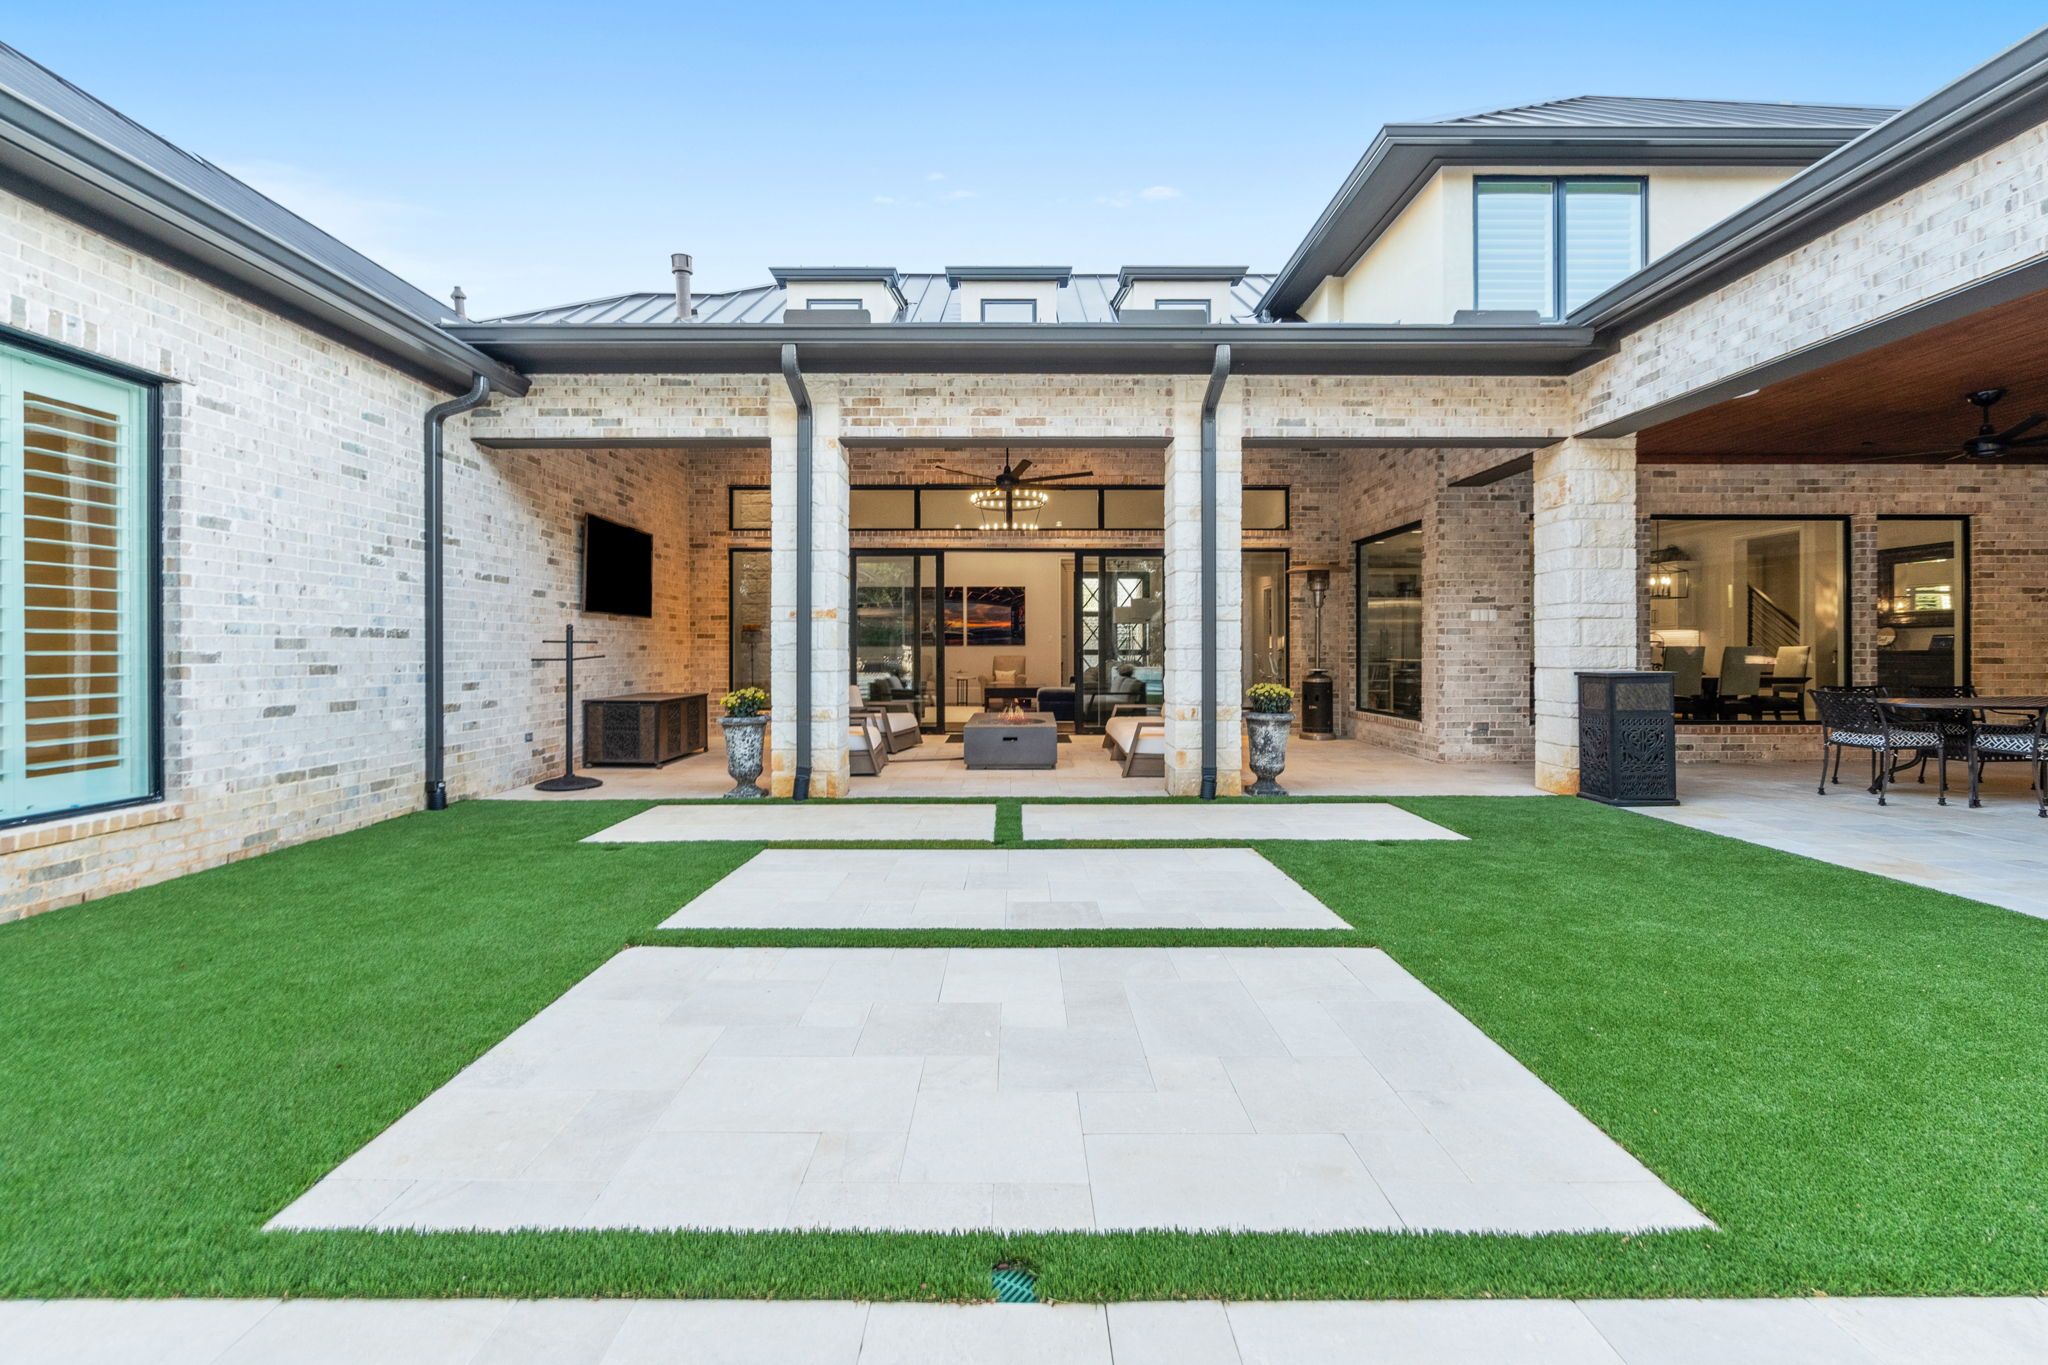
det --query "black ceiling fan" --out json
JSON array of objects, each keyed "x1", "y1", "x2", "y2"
[
  {"x1": 932, "y1": 450, "x2": 1094, "y2": 487},
  {"x1": 1871, "y1": 388, "x2": 2048, "y2": 461}
]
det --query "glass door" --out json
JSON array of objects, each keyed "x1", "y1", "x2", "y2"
[
  {"x1": 1076, "y1": 554, "x2": 1164, "y2": 731},
  {"x1": 851, "y1": 552, "x2": 941, "y2": 729}
]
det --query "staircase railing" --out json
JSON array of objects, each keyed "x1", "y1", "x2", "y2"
[{"x1": 1747, "y1": 587, "x2": 1800, "y2": 653}]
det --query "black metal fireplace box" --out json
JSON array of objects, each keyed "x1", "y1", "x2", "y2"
[{"x1": 1576, "y1": 671, "x2": 1678, "y2": 806}]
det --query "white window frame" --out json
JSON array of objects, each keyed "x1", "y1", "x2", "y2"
[
  {"x1": 979, "y1": 299, "x2": 1038, "y2": 323},
  {"x1": 803, "y1": 298, "x2": 865, "y2": 311},
  {"x1": 1153, "y1": 299, "x2": 1212, "y2": 322}
]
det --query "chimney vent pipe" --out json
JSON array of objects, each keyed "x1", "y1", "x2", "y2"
[
  {"x1": 671, "y1": 253, "x2": 694, "y2": 319},
  {"x1": 450, "y1": 285, "x2": 467, "y2": 320}
]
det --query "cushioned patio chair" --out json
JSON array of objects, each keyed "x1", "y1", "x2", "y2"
[
  {"x1": 1811, "y1": 688, "x2": 1941, "y2": 805},
  {"x1": 850, "y1": 684, "x2": 921, "y2": 754},
  {"x1": 847, "y1": 708, "x2": 891, "y2": 776},
  {"x1": 1967, "y1": 706, "x2": 2047, "y2": 815},
  {"x1": 1102, "y1": 702, "x2": 1165, "y2": 778}
]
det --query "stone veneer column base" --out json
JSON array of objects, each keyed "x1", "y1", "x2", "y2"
[{"x1": 1532, "y1": 435, "x2": 1638, "y2": 795}]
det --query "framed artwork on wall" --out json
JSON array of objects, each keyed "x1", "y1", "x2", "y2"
[{"x1": 945, "y1": 586, "x2": 1026, "y2": 646}]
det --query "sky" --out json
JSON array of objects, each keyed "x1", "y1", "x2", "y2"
[{"x1": 7, "y1": 2, "x2": 2043, "y2": 317}]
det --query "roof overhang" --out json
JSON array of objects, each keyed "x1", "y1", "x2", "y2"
[
  {"x1": 446, "y1": 322, "x2": 1598, "y2": 377},
  {"x1": 769, "y1": 266, "x2": 907, "y2": 305},
  {"x1": 944, "y1": 266, "x2": 1074, "y2": 286},
  {"x1": 1570, "y1": 28, "x2": 2048, "y2": 341},
  {"x1": 1260, "y1": 124, "x2": 1870, "y2": 321},
  {"x1": 0, "y1": 76, "x2": 526, "y2": 396},
  {"x1": 1112, "y1": 265, "x2": 1250, "y2": 310}
]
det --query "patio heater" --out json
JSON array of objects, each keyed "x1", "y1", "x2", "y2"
[{"x1": 1287, "y1": 563, "x2": 1345, "y2": 740}]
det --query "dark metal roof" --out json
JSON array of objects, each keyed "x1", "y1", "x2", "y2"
[
  {"x1": 487, "y1": 272, "x2": 1278, "y2": 326},
  {"x1": 0, "y1": 42, "x2": 523, "y2": 394},
  {"x1": 1259, "y1": 98, "x2": 1894, "y2": 321},
  {"x1": 1439, "y1": 96, "x2": 1898, "y2": 129}
]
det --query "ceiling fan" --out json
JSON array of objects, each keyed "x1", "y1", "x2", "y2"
[
  {"x1": 932, "y1": 450, "x2": 1094, "y2": 487},
  {"x1": 1871, "y1": 388, "x2": 2048, "y2": 461}
]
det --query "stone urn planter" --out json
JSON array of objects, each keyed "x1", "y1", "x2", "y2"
[
  {"x1": 718, "y1": 688, "x2": 769, "y2": 798},
  {"x1": 1245, "y1": 684, "x2": 1295, "y2": 797}
]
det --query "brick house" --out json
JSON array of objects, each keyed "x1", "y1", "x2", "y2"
[{"x1": 3, "y1": 32, "x2": 2047, "y2": 918}]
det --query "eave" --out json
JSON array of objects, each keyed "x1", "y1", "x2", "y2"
[{"x1": 445, "y1": 322, "x2": 1600, "y2": 377}]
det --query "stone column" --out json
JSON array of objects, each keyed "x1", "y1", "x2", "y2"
[
  {"x1": 769, "y1": 379, "x2": 850, "y2": 797},
  {"x1": 1531, "y1": 435, "x2": 1637, "y2": 795},
  {"x1": 1161, "y1": 378, "x2": 1244, "y2": 796}
]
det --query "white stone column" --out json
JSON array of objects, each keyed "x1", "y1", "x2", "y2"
[
  {"x1": 769, "y1": 379, "x2": 851, "y2": 797},
  {"x1": 1161, "y1": 378, "x2": 1244, "y2": 796},
  {"x1": 1531, "y1": 434, "x2": 1638, "y2": 795}
]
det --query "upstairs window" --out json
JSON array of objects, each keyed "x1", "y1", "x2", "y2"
[
  {"x1": 979, "y1": 299, "x2": 1037, "y2": 323},
  {"x1": 804, "y1": 298, "x2": 864, "y2": 311},
  {"x1": 1154, "y1": 299, "x2": 1212, "y2": 322},
  {"x1": 2, "y1": 340, "x2": 158, "y2": 826},
  {"x1": 1474, "y1": 177, "x2": 1646, "y2": 319}
]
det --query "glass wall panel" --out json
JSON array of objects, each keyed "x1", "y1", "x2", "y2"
[
  {"x1": 1355, "y1": 526, "x2": 1423, "y2": 718},
  {"x1": 1648, "y1": 518, "x2": 1847, "y2": 722},
  {"x1": 1876, "y1": 518, "x2": 1968, "y2": 692},
  {"x1": 1242, "y1": 550, "x2": 1289, "y2": 689},
  {"x1": 917, "y1": 488, "x2": 981, "y2": 531},
  {"x1": 1036, "y1": 487, "x2": 1099, "y2": 530},
  {"x1": 728, "y1": 550, "x2": 771, "y2": 694},
  {"x1": 1078, "y1": 554, "x2": 1165, "y2": 728},
  {"x1": 852, "y1": 552, "x2": 939, "y2": 725}
]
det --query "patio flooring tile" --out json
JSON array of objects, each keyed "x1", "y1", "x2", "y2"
[
  {"x1": 1020, "y1": 802, "x2": 1464, "y2": 842},
  {"x1": 584, "y1": 803, "x2": 996, "y2": 843},
  {"x1": 269, "y1": 947, "x2": 1704, "y2": 1235},
  {"x1": 8, "y1": 1298, "x2": 2045, "y2": 1364},
  {"x1": 657, "y1": 849, "x2": 1348, "y2": 930}
]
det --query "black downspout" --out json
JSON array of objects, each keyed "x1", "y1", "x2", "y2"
[
  {"x1": 781, "y1": 344, "x2": 813, "y2": 800},
  {"x1": 424, "y1": 375, "x2": 493, "y2": 811},
  {"x1": 1199, "y1": 345, "x2": 1232, "y2": 800}
]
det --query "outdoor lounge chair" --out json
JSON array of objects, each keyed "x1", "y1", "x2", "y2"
[
  {"x1": 1102, "y1": 703, "x2": 1165, "y2": 778},
  {"x1": 847, "y1": 709, "x2": 890, "y2": 776},
  {"x1": 850, "y1": 684, "x2": 921, "y2": 754}
]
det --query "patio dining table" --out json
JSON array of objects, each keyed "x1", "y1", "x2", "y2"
[{"x1": 1882, "y1": 696, "x2": 2048, "y2": 807}]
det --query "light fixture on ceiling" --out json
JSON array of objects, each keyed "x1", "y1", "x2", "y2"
[{"x1": 934, "y1": 449, "x2": 1091, "y2": 532}]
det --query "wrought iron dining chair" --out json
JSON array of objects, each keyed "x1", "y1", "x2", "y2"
[
  {"x1": 1967, "y1": 707, "x2": 2048, "y2": 815},
  {"x1": 1812, "y1": 687, "x2": 1938, "y2": 803}
]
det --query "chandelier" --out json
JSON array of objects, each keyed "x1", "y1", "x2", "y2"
[{"x1": 970, "y1": 484, "x2": 1047, "y2": 531}]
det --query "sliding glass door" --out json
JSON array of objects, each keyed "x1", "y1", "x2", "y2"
[{"x1": 851, "y1": 552, "x2": 940, "y2": 728}]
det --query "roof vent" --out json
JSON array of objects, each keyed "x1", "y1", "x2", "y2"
[
  {"x1": 671, "y1": 252, "x2": 694, "y2": 320},
  {"x1": 450, "y1": 286, "x2": 467, "y2": 321}
]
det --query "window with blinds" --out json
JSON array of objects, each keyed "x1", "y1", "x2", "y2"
[
  {"x1": 1474, "y1": 177, "x2": 1645, "y2": 320},
  {"x1": 2, "y1": 344, "x2": 155, "y2": 825}
]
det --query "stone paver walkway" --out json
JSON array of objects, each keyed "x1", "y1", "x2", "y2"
[
  {"x1": 7, "y1": 1297, "x2": 2045, "y2": 1363},
  {"x1": 658, "y1": 849, "x2": 1348, "y2": 930},
  {"x1": 1020, "y1": 802, "x2": 1464, "y2": 842},
  {"x1": 270, "y1": 947, "x2": 1703, "y2": 1235},
  {"x1": 585, "y1": 803, "x2": 997, "y2": 843}
]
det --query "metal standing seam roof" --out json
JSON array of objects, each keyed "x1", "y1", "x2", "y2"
[
  {"x1": 485, "y1": 272, "x2": 1277, "y2": 326},
  {"x1": 1436, "y1": 95, "x2": 1900, "y2": 129}
]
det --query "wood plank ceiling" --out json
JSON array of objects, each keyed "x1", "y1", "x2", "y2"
[{"x1": 1638, "y1": 285, "x2": 2048, "y2": 462}]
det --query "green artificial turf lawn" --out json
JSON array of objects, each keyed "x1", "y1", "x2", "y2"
[{"x1": 3, "y1": 794, "x2": 2046, "y2": 1302}]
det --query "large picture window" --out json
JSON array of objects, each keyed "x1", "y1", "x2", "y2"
[
  {"x1": 2, "y1": 341, "x2": 157, "y2": 826},
  {"x1": 1475, "y1": 177, "x2": 1646, "y2": 319},
  {"x1": 1355, "y1": 525, "x2": 1423, "y2": 719},
  {"x1": 1876, "y1": 517, "x2": 1968, "y2": 693},
  {"x1": 1648, "y1": 517, "x2": 1848, "y2": 723}
]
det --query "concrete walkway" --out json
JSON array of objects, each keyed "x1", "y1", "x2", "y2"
[
  {"x1": 585, "y1": 803, "x2": 998, "y2": 843},
  {"x1": 5, "y1": 1296, "x2": 2044, "y2": 1363}
]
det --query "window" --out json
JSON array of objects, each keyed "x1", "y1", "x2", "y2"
[
  {"x1": 1243, "y1": 487, "x2": 1288, "y2": 531},
  {"x1": 850, "y1": 488, "x2": 916, "y2": 530},
  {"x1": 728, "y1": 550, "x2": 771, "y2": 693},
  {"x1": 1242, "y1": 549, "x2": 1289, "y2": 688},
  {"x1": 1355, "y1": 525, "x2": 1422, "y2": 719},
  {"x1": 2, "y1": 341, "x2": 158, "y2": 826},
  {"x1": 979, "y1": 299, "x2": 1037, "y2": 323},
  {"x1": 1475, "y1": 177, "x2": 1646, "y2": 319},
  {"x1": 1154, "y1": 299, "x2": 1211, "y2": 322},
  {"x1": 1877, "y1": 518, "x2": 1968, "y2": 692},
  {"x1": 804, "y1": 298, "x2": 864, "y2": 311},
  {"x1": 1648, "y1": 518, "x2": 1849, "y2": 721},
  {"x1": 1102, "y1": 487, "x2": 1165, "y2": 530},
  {"x1": 729, "y1": 487, "x2": 771, "y2": 531}
]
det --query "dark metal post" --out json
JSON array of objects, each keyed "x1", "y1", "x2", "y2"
[
  {"x1": 781, "y1": 344, "x2": 814, "y2": 799},
  {"x1": 423, "y1": 375, "x2": 492, "y2": 811},
  {"x1": 1198, "y1": 345, "x2": 1232, "y2": 799},
  {"x1": 531, "y1": 625, "x2": 605, "y2": 792}
]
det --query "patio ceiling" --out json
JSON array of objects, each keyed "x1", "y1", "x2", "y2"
[{"x1": 1638, "y1": 284, "x2": 2048, "y2": 462}]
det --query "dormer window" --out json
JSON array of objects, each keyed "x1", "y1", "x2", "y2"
[
  {"x1": 1474, "y1": 177, "x2": 1645, "y2": 320},
  {"x1": 1153, "y1": 299, "x2": 1211, "y2": 322},
  {"x1": 806, "y1": 298, "x2": 865, "y2": 311},
  {"x1": 769, "y1": 268, "x2": 904, "y2": 322},
  {"x1": 979, "y1": 299, "x2": 1038, "y2": 323}
]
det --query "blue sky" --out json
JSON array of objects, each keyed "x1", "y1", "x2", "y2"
[{"x1": 8, "y1": 2, "x2": 2043, "y2": 315}]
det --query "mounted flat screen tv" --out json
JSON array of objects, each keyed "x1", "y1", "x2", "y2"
[{"x1": 582, "y1": 514, "x2": 653, "y2": 617}]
